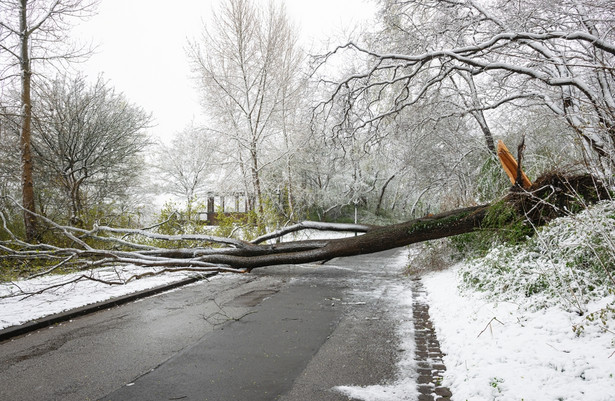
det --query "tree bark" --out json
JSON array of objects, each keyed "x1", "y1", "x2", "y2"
[
  {"x1": 375, "y1": 173, "x2": 396, "y2": 216},
  {"x1": 19, "y1": 0, "x2": 38, "y2": 242},
  {"x1": 199, "y1": 204, "x2": 488, "y2": 271}
]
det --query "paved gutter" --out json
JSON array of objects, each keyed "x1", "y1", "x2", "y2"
[{"x1": 412, "y1": 277, "x2": 453, "y2": 401}]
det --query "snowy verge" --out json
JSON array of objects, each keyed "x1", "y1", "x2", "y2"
[
  {"x1": 423, "y1": 266, "x2": 615, "y2": 401},
  {"x1": 0, "y1": 266, "x2": 227, "y2": 330}
]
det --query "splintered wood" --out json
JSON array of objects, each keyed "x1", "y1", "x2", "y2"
[{"x1": 497, "y1": 140, "x2": 532, "y2": 189}]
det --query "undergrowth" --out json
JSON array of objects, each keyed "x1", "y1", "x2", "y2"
[{"x1": 459, "y1": 200, "x2": 615, "y2": 335}]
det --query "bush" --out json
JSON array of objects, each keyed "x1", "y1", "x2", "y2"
[
  {"x1": 450, "y1": 200, "x2": 533, "y2": 260},
  {"x1": 406, "y1": 239, "x2": 458, "y2": 275},
  {"x1": 459, "y1": 200, "x2": 615, "y2": 315}
]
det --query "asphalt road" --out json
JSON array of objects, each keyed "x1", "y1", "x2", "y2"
[{"x1": 0, "y1": 249, "x2": 411, "y2": 401}]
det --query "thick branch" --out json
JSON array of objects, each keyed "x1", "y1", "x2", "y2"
[{"x1": 201, "y1": 205, "x2": 488, "y2": 271}]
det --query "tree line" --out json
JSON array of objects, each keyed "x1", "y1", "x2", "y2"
[{"x1": 1, "y1": 0, "x2": 613, "y2": 246}]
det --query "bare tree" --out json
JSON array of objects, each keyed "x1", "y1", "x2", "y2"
[
  {"x1": 320, "y1": 0, "x2": 615, "y2": 172},
  {"x1": 0, "y1": 0, "x2": 98, "y2": 240},
  {"x1": 188, "y1": 0, "x2": 304, "y2": 217},
  {"x1": 31, "y1": 74, "x2": 151, "y2": 224},
  {"x1": 154, "y1": 125, "x2": 223, "y2": 205}
]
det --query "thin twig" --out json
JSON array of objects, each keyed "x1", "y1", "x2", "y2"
[
  {"x1": 477, "y1": 316, "x2": 504, "y2": 338},
  {"x1": 26, "y1": 255, "x2": 76, "y2": 279}
]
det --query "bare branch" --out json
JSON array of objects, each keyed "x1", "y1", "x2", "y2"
[{"x1": 251, "y1": 220, "x2": 375, "y2": 244}]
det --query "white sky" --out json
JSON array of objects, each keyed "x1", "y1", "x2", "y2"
[{"x1": 72, "y1": 0, "x2": 377, "y2": 143}]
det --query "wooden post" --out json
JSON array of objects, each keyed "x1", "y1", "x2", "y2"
[{"x1": 207, "y1": 196, "x2": 215, "y2": 222}]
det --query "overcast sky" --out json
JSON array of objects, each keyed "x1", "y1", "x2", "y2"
[{"x1": 72, "y1": 0, "x2": 377, "y2": 143}]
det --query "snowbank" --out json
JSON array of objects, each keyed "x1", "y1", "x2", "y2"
[
  {"x1": 0, "y1": 266, "x2": 216, "y2": 330},
  {"x1": 423, "y1": 267, "x2": 615, "y2": 401}
]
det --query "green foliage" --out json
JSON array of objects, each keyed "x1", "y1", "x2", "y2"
[
  {"x1": 450, "y1": 200, "x2": 532, "y2": 260},
  {"x1": 406, "y1": 239, "x2": 457, "y2": 275},
  {"x1": 0, "y1": 257, "x2": 76, "y2": 282},
  {"x1": 213, "y1": 196, "x2": 286, "y2": 240},
  {"x1": 75, "y1": 202, "x2": 143, "y2": 229},
  {"x1": 145, "y1": 198, "x2": 212, "y2": 249},
  {"x1": 475, "y1": 156, "x2": 509, "y2": 203},
  {"x1": 490, "y1": 377, "x2": 505, "y2": 393},
  {"x1": 483, "y1": 200, "x2": 533, "y2": 244},
  {"x1": 213, "y1": 208, "x2": 260, "y2": 240},
  {"x1": 156, "y1": 201, "x2": 187, "y2": 236},
  {"x1": 155, "y1": 197, "x2": 208, "y2": 236},
  {"x1": 459, "y1": 201, "x2": 615, "y2": 320},
  {"x1": 572, "y1": 294, "x2": 615, "y2": 336},
  {"x1": 0, "y1": 210, "x2": 24, "y2": 242}
]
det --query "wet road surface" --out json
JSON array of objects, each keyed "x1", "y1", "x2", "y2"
[{"x1": 0, "y1": 249, "x2": 412, "y2": 400}]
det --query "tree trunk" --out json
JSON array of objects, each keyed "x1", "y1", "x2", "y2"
[
  {"x1": 199, "y1": 204, "x2": 489, "y2": 271},
  {"x1": 375, "y1": 173, "x2": 396, "y2": 216},
  {"x1": 249, "y1": 142, "x2": 264, "y2": 215},
  {"x1": 20, "y1": 0, "x2": 37, "y2": 242}
]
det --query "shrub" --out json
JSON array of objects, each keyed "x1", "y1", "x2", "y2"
[{"x1": 459, "y1": 200, "x2": 615, "y2": 315}]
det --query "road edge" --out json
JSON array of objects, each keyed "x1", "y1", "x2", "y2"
[{"x1": 0, "y1": 272, "x2": 217, "y2": 343}]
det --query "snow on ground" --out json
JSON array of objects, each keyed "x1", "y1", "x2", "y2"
[
  {"x1": 0, "y1": 266, "x2": 226, "y2": 330},
  {"x1": 335, "y1": 248, "x2": 419, "y2": 401},
  {"x1": 423, "y1": 266, "x2": 615, "y2": 401},
  {"x1": 333, "y1": 240, "x2": 615, "y2": 401}
]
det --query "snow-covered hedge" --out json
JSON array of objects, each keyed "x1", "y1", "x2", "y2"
[{"x1": 460, "y1": 200, "x2": 615, "y2": 315}]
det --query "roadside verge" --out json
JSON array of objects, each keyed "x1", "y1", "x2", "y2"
[{"x1": 0, "y1": 272, "x2": 217, "y2": 342}]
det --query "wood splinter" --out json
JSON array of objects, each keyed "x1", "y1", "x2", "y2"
[{"x1": 497, "y1": 139, "x2": 532, "y2": 189}]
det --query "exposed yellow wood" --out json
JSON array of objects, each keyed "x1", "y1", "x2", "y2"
[{"x1": 497, "y1": 140, "x2": 532, "y2": 189}]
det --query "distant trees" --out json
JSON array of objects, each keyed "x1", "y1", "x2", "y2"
[
  {"x1": 0, "y1": 0, "x2": 99, "y2": 239},
  {"x1": 31, "y1": 74, "x2": 151, "y2": 224},
  {"x1": 189, "y1": 0, "x2": 305, "y2": 217},
  {"x1": 154, "y1": 125, "x2": 224, "y2": 206}
]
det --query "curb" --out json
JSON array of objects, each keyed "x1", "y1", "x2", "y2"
[
  {"x1": 412, "y1": 277, "x2": 453, "y2": 401},
  {"x1": 0, "y1": 272, "x2": 218, "y2": 343}
]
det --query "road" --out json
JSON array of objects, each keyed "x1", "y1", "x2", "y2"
[{"x1": 0, "y1": 249, "x2": 412, "y2": 401}]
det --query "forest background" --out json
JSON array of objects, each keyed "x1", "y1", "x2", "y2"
[{"x1": 0, "y1": 0, "x2": 614, "y2": 255}]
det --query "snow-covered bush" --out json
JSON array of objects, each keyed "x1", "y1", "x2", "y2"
[{"x1": 460, "y1": 201, "x2": 615, "y2": 315}]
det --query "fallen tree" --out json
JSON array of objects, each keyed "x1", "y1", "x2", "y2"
[{"x1": 0, "y1": 170, "x2": 609, "y2": 285}]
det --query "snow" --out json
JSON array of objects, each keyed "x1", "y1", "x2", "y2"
[
  {"x1": 333, "y1": 262, "x2": 615, "y2": 401},
  {"x1": 423, "y1": 267, "x2": 615, "y2": 401},
  {"x1": 0, "y1": 266, "x2": 218, "y2": 330}
]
